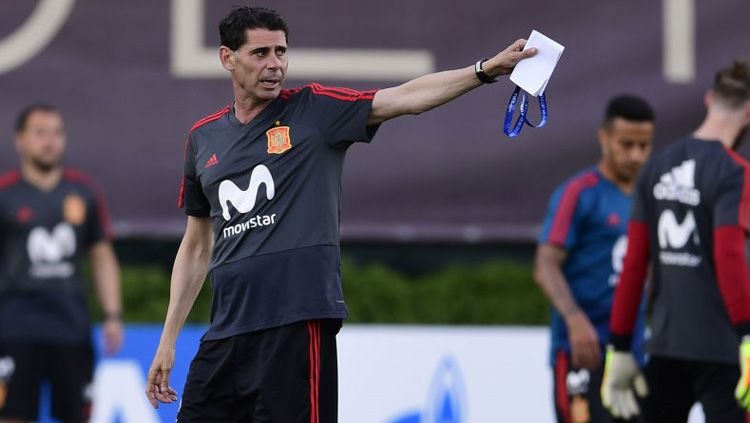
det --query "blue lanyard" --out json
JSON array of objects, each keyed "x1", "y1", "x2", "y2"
[{"x1": 503, "y1": 86, "x2": 548, "y2": 138}]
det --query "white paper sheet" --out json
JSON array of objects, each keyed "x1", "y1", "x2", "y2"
[{"x1": 509, "y1": 30, "x2": 564, "y2": 97}]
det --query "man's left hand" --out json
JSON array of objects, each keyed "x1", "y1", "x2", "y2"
[{"x1": 483, "y1": 39, "x2": 537, "y2": 78}]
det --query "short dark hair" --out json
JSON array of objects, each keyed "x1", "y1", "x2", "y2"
[
  {"x1": 602, "y1": 94, "x2": 655, "y2": 128},
  {"x1": 713, "y1": 60, "x2": 750, "y2": 108},
  {"x1": 15, "y1": 103, "x2": 60, "y2": 133},
  {"x1": 219, "y1": 6, "x2": 289, "y2": 50}
]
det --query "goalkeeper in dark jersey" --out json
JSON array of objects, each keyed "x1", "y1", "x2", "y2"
[{"x1": 602, "y1": 61, "x2": 750, "y2": 422}]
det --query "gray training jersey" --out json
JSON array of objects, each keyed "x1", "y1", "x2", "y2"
[
  {"x1": 179, "y1": 83, "x2": 379, "y2": 340},
  {"x1": 632, "y1": 137, "x2": 750, "y2": 363},
  {"x1": 0, "y1": 169, "x2": 111, "y2": 344}
]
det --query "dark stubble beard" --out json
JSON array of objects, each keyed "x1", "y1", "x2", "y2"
[{"x1": 30, "y1": 157, "x2": 60, "y2": 174}]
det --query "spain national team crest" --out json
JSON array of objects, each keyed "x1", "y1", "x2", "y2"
[
  {"x1": 266, "y1": 126, "x2": 292, "y2": 154},
  {"x1": 63, "y1": 194, "x2": 87, "y2": 225}
]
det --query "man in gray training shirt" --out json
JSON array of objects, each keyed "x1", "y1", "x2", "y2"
[
  {"x1": 0, "y1": 104, "x2": 123, "y2": 423},
  {"x1": 145, "y1": 6, "x2": 537, "y2": 422}
]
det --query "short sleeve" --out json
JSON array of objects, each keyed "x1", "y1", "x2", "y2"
[
  {"x1": 307, "y1": 83, "x2": 380, "y2": 148},
  {"x1": 714, "y1": 158, "x2": 750, "y2": 231},
  {"x1": 178, "y1": 135, "x2": 211, "y2": 217},
  {"x1": 539, "y1": 183, "x2": 584, "y2": 249},
  {"x1": 84, "y1": 189, "x2": 112, "y2": 247}
]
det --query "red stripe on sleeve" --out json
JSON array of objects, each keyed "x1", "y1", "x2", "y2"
[
  {"x1": 281, "y1": 84, "x2": 378, "y2": 101},
  {"x1": 177, "y1": 135, "x2": 190, "y2": 209},
  {"x1": 548, "y1": 172, "x2": 599, "y2": 246},
  {"x1": 280, "y1": 86, "x2": 305, "y2": 100},
  {"x1": 726, "y1": 149, "x2": 750, "y2": 229},
  {"x1": 309, "y1": 83, "x2": 377, "y2": 101},
  {"x1": 610, "y1": 221, "x2": 650, "y2": 336},
  {"x1": 0, "y1": 171, "x2": 21, "y2": 190},
  {"x1": 189, "y1": 105, "x2": 230, "y2": 133},
  {"x1": 178, "y1": 106, "x2": 230, "y2": 208},
  {"x1": 714, "y1": 226, "x2": 750, "y2": 325},
  {"x1": 177, "y1": 179, "x2": 185, "y2": 209}
]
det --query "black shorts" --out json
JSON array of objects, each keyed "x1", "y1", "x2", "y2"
[
  {"x1": 644, "y1": 355, "x2": 749, "y2": 423},
  {"x1": 0, "y1": 341, "x2": 93, "y2": 421},
  {"x1": 553, "y1": 350, "x2": 642, "y2": 423},
  {"x1": 178, "y1": 319, "x2": 341, "y2": 423}
]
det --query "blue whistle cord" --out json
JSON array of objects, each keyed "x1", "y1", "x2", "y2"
[{"x1": 503, "y1": 86, "x2": 548, "y2": 138}]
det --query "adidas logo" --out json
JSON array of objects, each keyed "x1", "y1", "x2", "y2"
[
  {"x1": 204, "y1": 153, "x2": 219, "y2": 168},
  {"x1": 653, "y1": 159, "x2": 701, "y2": 206}
]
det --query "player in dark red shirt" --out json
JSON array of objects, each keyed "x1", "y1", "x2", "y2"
[
  {"x1": 601, "y1": 61, "x2": 750, "y2": 422},
  {"x1": 0, "y1": 104, "x2": 123, "y2": 422},
  {"x1": 144, "y1": 6, "x2": 537, "y2": 423}
]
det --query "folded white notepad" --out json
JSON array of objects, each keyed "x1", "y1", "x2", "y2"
[{"x1": 509, "y1": 30, "x2": 564, "y2": 97}]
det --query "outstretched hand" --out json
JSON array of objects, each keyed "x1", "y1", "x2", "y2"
[
  {"x1": 145, "y1": 346, "x2": 179, "y2": 409},
  {"x1": 485, "y1": 39, "x2": 537, "y2": 78}
]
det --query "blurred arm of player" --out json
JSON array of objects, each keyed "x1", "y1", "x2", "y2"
[
  {"x1": 715, "y1": 225, "x2": 750, "y2": 410},
  {"x1": 602, "y1": 221, "x2": 650, "y2": 418},
  {"x1": 367, "y1": 39, "x2": 537, "y2": 125},
  {"x1": 90, "y1": 240, "x2": 124, "y2": 356},
  {"x1": 534, "y1": 244, "x2": 602, "y2": 370},
  {"x1": 145, "y1": 216, "x2": 213, "y2": 409}
]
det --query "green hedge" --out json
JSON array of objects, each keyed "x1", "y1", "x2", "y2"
[
  {"x1": 90, "y1": 259, "x2": 549, "y2": 325},
  {"x1": 342, "y1": 260, "x2": 548, "y2": 325}
]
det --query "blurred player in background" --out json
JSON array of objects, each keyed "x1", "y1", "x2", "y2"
[
  {"x1": 535, "y1": 95, "x2": 655, "y2": 423},
  {"x1": 145, "y1": 5, "x2": 537, "y2": 422},
  {"x1": 602, "y1": 60, "x2": 750, "y2": 422},
  {"x1": 0, "y1": 104, "x2": 123, "y2": 423}
]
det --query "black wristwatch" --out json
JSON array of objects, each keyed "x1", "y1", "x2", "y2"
[{"x1": 474, "y1": 59, "x2": 497, "y2": 84}]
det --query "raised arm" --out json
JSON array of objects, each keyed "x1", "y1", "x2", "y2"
[
  {"x1": 145, "y1": 216, "x2": 213, "y2": 408},
  {"x1": 368, "y1": 39, "x2": 536, "y2": 125},
  {"x1": 601, "y1": 221, "x2": 650, "y2": 419}
]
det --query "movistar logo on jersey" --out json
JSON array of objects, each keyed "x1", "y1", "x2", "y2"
[
  {"x1": 219, "y1": 165, "x2": 278, "y2": 238},
  {"x1": 653, "y1": 159, "x2": 701, "y2": 206},
  {"x1": 654, "y1": 161, "x2": 702, "y2": 267},
  {"x1": 658, "y1": 210, "x2": 701, "y2": 267},
  {"x1": 658, "y1": 210, "x2": 698, "y2": 249},
  {"x1": 389, "y1": 356, "x2": 466, "y2": 423},
  {"x1": 27, "y1": 222, "x2": 76, "y2": 278}
]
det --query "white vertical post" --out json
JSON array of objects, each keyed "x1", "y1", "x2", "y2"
[{"x1": 663, "y1": 0, "x2": 696, "y2": 83}]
